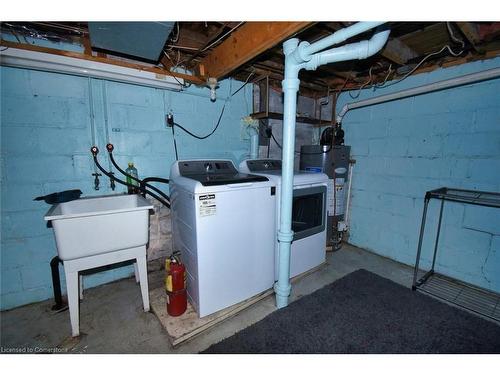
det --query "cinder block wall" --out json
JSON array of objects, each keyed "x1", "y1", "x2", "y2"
[
  {"x1": 254, "y1": 86, "x2": 318, "y2": 165},
  {"x1": 336, "y1": 57, "x2": 500, "y2": 292},
  {"x1": 1, "y1": 66, "x2": 253, "y2": 310}
]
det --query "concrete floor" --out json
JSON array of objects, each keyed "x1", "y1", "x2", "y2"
[{"x1": 0, "y1": 244, "x2": 416, "y2": 354}]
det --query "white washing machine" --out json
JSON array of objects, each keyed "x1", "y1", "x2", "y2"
[
  {"x1": 239, "y1": 159, "x2": 328, "y2": 279},
  {"x1": 169, "y1": 159, "x2": 276, "y2": 318}
]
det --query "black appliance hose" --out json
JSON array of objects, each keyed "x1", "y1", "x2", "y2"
[
  {"x1": 90, "y1": 146, "x2": 170, "y2": 208},
  {"x1": 105, "y1": 144, "x2": 170, "y2": 203}
]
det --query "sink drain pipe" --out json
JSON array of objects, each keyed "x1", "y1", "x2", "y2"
[
  {"x1": 275, "y1": 22, "x2": 390, "y2": 308},
  {"x1": 50, "y1": 256, "x2": 66, "y2": 311}
]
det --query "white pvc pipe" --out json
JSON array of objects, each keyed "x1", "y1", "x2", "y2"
[
  {"x1": 249, "y1": 127, "x2": 259, "y2": 159},
  {"x1": 337, "y1": 67, "x2": 500, "y2": 123},
  {"x1": 305, "y1": 29, "x2": 390, "y2": 71},
  {"x1": 343, "y1": 160, "x2": 355, "y2": 230},
  {"x1": 297, "y1": 22, "x2": 385, "y2": 60},
  {"x1": 275, "y1": 22, "x2": 389, "y2": 309}
]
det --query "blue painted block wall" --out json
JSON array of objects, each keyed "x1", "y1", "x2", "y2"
[
  {"x1": 338, "y1": 57, "x2": 500, "y2": 292},
  {"x1": 0, "y1": 66, "x2": 253, "y2": 310}
]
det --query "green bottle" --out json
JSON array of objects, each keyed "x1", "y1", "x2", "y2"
[{"x1": 125, "y1": 162, "x2": 139, "y2": 194}]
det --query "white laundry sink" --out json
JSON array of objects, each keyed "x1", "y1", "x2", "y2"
[{"x1": 45, "y1": 194, "x2": 153, "y2": 261}]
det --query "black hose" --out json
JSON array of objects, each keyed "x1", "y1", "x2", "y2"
[
  {"x1": 94, "y1": 155, "x2": 171, "y2": 208},
  {"x1": 142, "y1": 177, "x2": 170, "y2": 184},
  {"x1": 106, "y1": 145, "x2": 170, "y2": 202},
  {"x1": 91, "y1": 148, "x2": 171, "y2": 208}
]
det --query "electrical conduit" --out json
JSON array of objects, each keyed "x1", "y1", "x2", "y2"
[
  {"x1": 336, "y1": 67, "x2": 500, "y2": 123},
  {"x1": 276, "y1": 22, "x2": 390, "y2": 308}
]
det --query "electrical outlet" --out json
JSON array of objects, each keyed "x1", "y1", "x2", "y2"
[{"x1": 166, "y1": 113, "x2": 174, "y2": 127}]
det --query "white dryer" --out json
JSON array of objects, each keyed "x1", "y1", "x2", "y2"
[
  {"x1": 239, "y1": 159, "x2": 328, "y2": 279},
  {"x1": 170, "y1": 159, "x2": 276, "y2": 317}
]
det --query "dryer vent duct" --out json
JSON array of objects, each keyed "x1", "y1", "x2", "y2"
[{"x1": 88, "y1": 22, "x2": 175, "y2": 62}]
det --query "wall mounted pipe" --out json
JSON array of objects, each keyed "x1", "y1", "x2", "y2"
[
  {"x1": 275, "y1": 22, "x2": 389, "y2": 309},
  {"x1": 336, "y1": 67, "x2": 500, "y2": 123},
  {"x1": 249, "y1": 126, "x2": 259, "y2": 159}
]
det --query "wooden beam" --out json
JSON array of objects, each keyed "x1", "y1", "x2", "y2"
[
  {"x1": 456, "y1": 22, "x2": 481, "y2": 47},
  {"x1": 81, "y1": 36, "x2": 92, "y2": 56},
  {"x1": 381, "y1": 38, "x2": 419, "y2": 65},
  {"x1": 197, "y1": 22, "x2": 314, "y2": 79},
  {"x1": 0, "y1": 39, "x2": 204, "y2": 85}
]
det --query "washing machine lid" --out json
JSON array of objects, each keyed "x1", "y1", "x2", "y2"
[{"x1": 174, "y1": 159, "x2": 268, "y2": 186}]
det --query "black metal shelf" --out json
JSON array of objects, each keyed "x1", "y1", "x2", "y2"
[
  {"x1": 412, "y1": 187, "x2": 500, "y2": 322},
  {"x1": 250, "y1": 111, "x2": 322, "y2": 125},
  {"x1": 425, "y1": 187, "x2": 500, "y2": 208}
]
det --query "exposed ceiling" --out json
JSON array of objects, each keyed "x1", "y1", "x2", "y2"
[{"x1": 1, "y1": 21, "x2": 500, "y2": 98}]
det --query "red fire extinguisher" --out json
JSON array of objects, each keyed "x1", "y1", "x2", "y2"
[{"x1": 165, "y1": 254, "x2": 187, "y2": 317}]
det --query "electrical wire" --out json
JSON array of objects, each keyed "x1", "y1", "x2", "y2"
[
  {"x1": 170, "y1": 69, "x2": 253, "y2": 145},
  {"x1": 446, "y1": 22, "x2": 465, "y2": 49},
  {"x1": 171, "y1": 122, "x2": 179, "y2": 160},
  {"x1": 374, "y1": 63, "x2": 394, "y2": 87},
  {"x1": 165, "y1": 45, "x2": 200, "y2": 51},
  {"x1": 270, "y1": 132, "x2": 300, "y2": 154},
  {"x1": 349, "y1": 66, "x2": 375, "y2": 99},
  {"x1": 230, "y1": 70, "x2": 255, "y2": 97},
  {"x1": 169, "y1": 22, "x2": 180, "y2": 43},
  {"x1": 270, "y1": 130, "x2": 334, "y2": 155},
  {"x1": 378, "y1": 44, "x2": 464, "y2": 89},
  {"x1": 161, "y1": 50, "x2": 190, "y2": 89},
  {"x1": 173, "y1": 102, "x2": 226, "y2": 140},
  {"x1": 200, "y1": 22, "x2": 244, "y2": 52},
  {"x1": 343, "y1": 22, "x2": 465, "y2": 96}
]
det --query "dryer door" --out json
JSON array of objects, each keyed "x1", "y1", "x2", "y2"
[{"x1": 292, "y1": 185, "x2": 327, "y2": 241}]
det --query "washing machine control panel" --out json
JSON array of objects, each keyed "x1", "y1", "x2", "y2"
[
  {"x1": 177, "y1": 160, "x2": 269, "y2": 186},
  {"x1": 179, "y1": 160, "x2": 237, "y2": 176},
  {"x1": 246, "y1": 159, "x2": 282, "y2": 172}
]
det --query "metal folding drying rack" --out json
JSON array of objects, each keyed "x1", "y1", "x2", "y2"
[{"x1": 412, "y1": 187, "x2": 500, "y2": 322}]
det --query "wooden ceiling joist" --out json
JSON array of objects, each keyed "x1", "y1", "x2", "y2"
[
  {"x1": 456, "y1": 22, "x2": 481, "y2": 48},
  {"x1": 197, "y1": 21, "x2": 314, "y2": 80},
  {"x1": 2, "y1": 21, "x2": 499, "y2": 95},
  {"x1": 0, "y1": 39, "x2": 205, "y2": 85},
  {"x1": 381, "y1": 38, "x2": 419, "y2": 65}
]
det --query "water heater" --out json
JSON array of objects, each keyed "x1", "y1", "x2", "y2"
[{"x1": 299, "y1": 144, "x2": 350, "y2": 249}]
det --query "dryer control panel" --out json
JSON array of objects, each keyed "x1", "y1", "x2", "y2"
[{"x1": 245, "y1": 159, "x2": 282, "y2": 172}]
